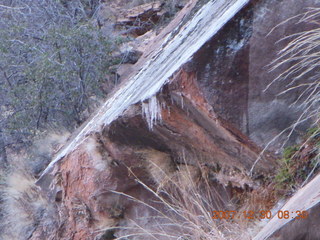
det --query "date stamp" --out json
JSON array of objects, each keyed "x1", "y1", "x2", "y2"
[{"x1": 212, "y1": 210, "x2": 308, "y2": 220}]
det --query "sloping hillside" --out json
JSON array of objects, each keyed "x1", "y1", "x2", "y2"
[{"x1": 1, "y1": 0, "x2": 320, "y2": 239}]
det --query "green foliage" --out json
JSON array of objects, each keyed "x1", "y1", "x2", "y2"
[
  {"x1": 275, "y1": 138, "x2": 319, "y2": 195},
  {"x1": 274, "y1": 145, "x2": 299, "y2": 193},
  {"x1": 275, "y1": 147, "x2": 297, "y2": 188},
  {"x1": 282, "y1": 145, "x2": 299, "y2": 160},
  {"x1": 0, "y1": 0, "x2": 118, "y2": 147},
  {"x1": 275, "y1": 167, "x2": 293, "y2": 187},
  {"x1": 275, "y1": 157, "x2": 290, "y2": 184},
  {"x1": 306, "y1": 126, "x2": 320, "y2": 139}
]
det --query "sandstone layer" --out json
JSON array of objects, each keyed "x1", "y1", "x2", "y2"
[{"x1": 32, "y1": 0, "x2": 320, "y2": 239}]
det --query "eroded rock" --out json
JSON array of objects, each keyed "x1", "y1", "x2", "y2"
[{"x1": 30, "y1": 0, "x2": 320, "y2": 239}]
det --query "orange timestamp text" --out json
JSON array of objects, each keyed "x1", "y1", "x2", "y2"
[{"x1": 212, "y1": 210, "x2": 308, "y2": 220}]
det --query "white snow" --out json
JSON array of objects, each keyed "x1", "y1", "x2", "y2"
[{"x1": 38, "y1": 0, "x2": 249, "y2": 181}]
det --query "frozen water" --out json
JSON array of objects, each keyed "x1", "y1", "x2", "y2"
[
  {"x1": 38, "y1": 0, "x2": 249, "y2": 181},
  {"x1": 142, "y1": 95, "x2": 162, "y2": 130}
]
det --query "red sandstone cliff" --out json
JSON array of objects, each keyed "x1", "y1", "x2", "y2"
[{"x1": 6, "y1": 0, "x2": 320, "y2": 239}]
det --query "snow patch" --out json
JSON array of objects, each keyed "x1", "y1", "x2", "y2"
[{"x1": 227, "y1": 39, "x2": 245, "y2": 52}]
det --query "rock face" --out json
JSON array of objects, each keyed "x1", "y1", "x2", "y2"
[
  {"x1": 254, "y1": 174, "x2": 320, "y2": 240},
  {"x1": 193, "y1": 0, "x2": 320, "y2": 150},
  {"x1": 114, "y1": 1, "x2": 164, "y2": 36},
  {"x1": 31, "y1": 0, "x2": 320, "y2": 239},
  {"x1": 247, "y1": 0, "x2": 320, "y2": 150}
]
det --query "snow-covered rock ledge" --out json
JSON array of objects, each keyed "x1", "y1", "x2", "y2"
[{"x1": 38, "y1": 0, "x2": 249, "y2": 182}]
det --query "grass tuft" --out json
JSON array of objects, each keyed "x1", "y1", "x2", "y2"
[{"x1": 0, "y1": 167, "x2": 57, "y2": 240}]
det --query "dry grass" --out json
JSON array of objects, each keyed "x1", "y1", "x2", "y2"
[
  {"x1": 269, "y1": 8, "x2": 320, "y2": 179},
  {"x1": 0, "y1": 168, "x2": 56, "y2": 240},
  {"x1": 0, "y1": 143, "x2": 61, "y2": 240},
  {"x1": 268, "y1": 8, "x2": 320, "y2": 138},
  {"x1": 0, "y1": 130, "x2": 73, "y2": 239},
  {"x1": 85, "y1": 135, "x2": 112, "y2": 171},
  {"x1": 138, "y1": 149, "x2": 176, "y2": 189},
  {"x1": 250, "y1": 8, "x2": 320, "y2": 175},
  {"x1": 29, "y1": 130, "x2": 70, "y2": 176},
  {"x1": 96, "y1": 155, "x2": 253, "y2": 240}
]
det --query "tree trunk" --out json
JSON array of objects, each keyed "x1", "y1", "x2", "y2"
[{"x1": 0, "y1": 129, "x2": 8, "y2": 171}]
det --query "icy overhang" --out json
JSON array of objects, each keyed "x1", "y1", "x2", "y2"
[{"x1": 37, "y1": 0, "x2": 250, "y2": 182}]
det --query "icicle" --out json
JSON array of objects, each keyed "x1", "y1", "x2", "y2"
[
  {"x1": 142, "y1": 95, "x2": 162, "y2": 130},
  {"x1": 180, "y1": 93, "x2": 184, "y2": 109}
]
